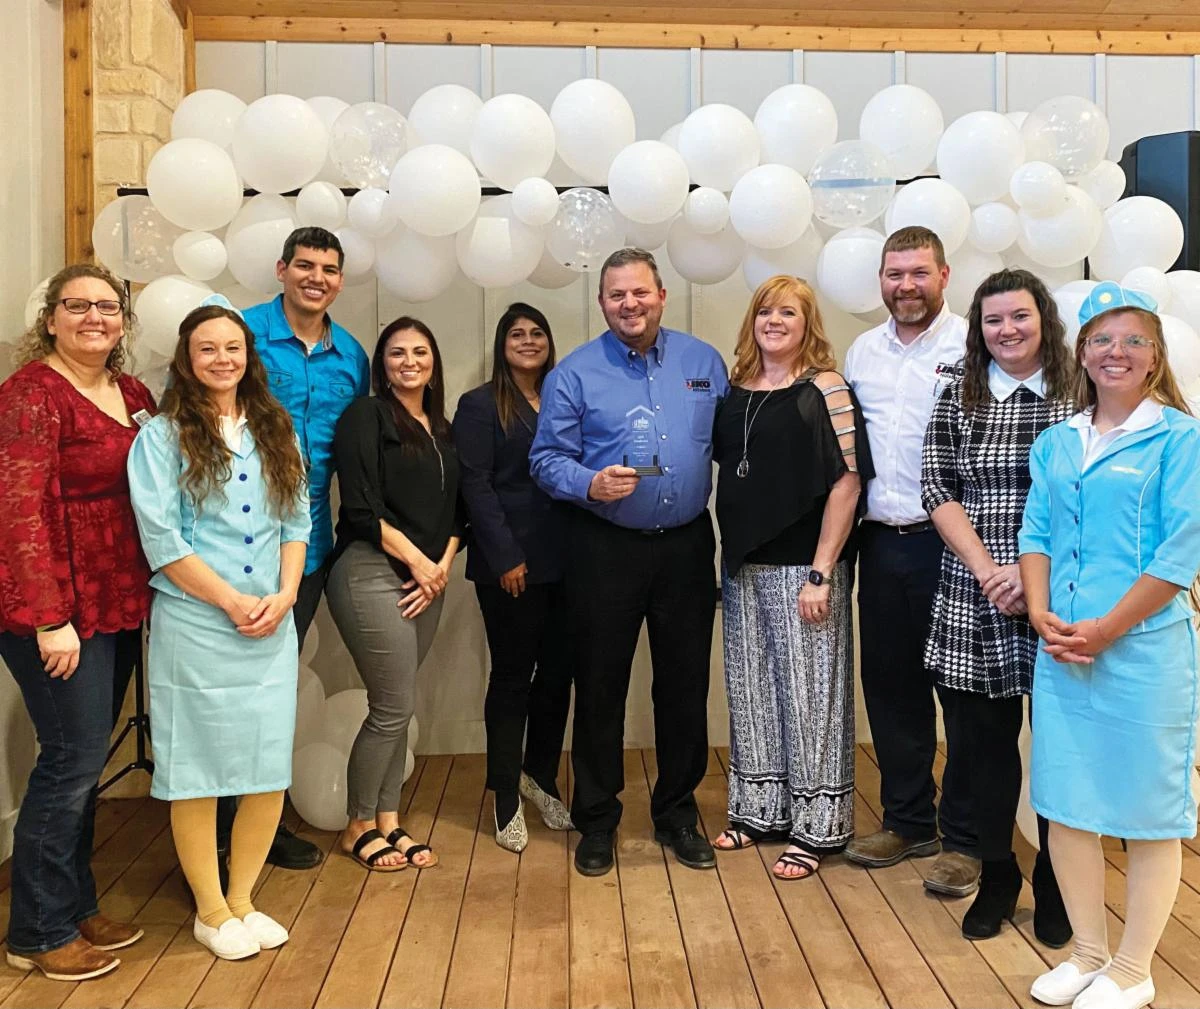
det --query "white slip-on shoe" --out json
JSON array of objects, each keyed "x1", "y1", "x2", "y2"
[
  {"x1": 1031, "y1": 959, "x2": 1113, "y2": 1005},
  {"x1": 193, "y1": 916, "x2": 260, "y2": 960},
  {"x1": 240, "y1": 911, "x2": 289, "y2": 950},
  {"x1": 495, "y1": 800, "x2": 529, "y2": 853},
  {"x1": 1072, "y1": 975, "x2": 1154, "y2": 1009},
  {"x1": 519, "y1": 772, "x2": 573, "y2": 831}
]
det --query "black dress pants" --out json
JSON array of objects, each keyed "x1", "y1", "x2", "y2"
[
  {"x1": 567, "y1": 509, "x2": 716, "y2": 835},
  {"x1": 476, "y1": 581, "x2": 573, "y2": 796},
  {"x1": 856, "y1": 522, "x2": 975, "y2": 853}
]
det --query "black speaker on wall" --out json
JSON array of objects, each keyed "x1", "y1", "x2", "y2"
[{"x1": 1118, "y1": 130, "x2": 1200, "y2": 272}]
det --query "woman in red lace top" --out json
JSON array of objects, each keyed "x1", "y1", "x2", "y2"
[{"x1": 0, "y1": 264, "x2": 154, "y2": 983}]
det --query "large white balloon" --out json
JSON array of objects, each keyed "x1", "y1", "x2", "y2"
[
  {"x1": 528, "y1": 247, "x2": 579, "y2": 289},
  {"x1": 455, "y1": 195, "x2": 543, "y2": 288},
  {"x1": 659, "y1": 123, "x2": 683, "y2": 151},
  {"x1": 1052, "y1": 280, "x2": 1097, "y2": 346},
  {"x1": 290, "y1": 741, "x2": 349, "y2": 831},
  {"x1": 1162, "y1": 314, "x2": 1200, "y2": 390},
  {"x1": 859, "y1": 84, "x2": 944, "y2": 179},
  {"x1": 92, "y1": 196, "x2": 184, "y2": 284},
  {"x1": 618, "y1": 212, "x2": 676, "y2": 252},
  {"x1": 728, "y1": 164, "x2": 813, "y2": 249},
  {"x1": 684, "y1": 188, "x2": 729, "y2": 236},
  {"x1": 808, "y1": 140, "x2": 895, "y2": 229},
  {"x1": 885, "y1": 178, "x2": 971, "y2": 256},
  {"x1": 742, "y1": 228, "x2": 825, "y2": 290},
  {"x1": 1088, "y1": 196, "x2": 1186, "y2": 280},
  {"x1": 1076, "y1": 160, "x2": 1127, "y2": 210},
  {"x1": 607, "y1": 141, "x2": 690, "y2": 225},
  {"x1": 816, "y1": 229, "x2": 886, "y2": 314},
  {"x1": 147, "y1": 138, "x2": 243, "y2": 232},
  {"x1": 172, "y1": 232, "x2": 227, "y2": 282},
  {"x1": 936, "y1": 111, "x2": 1025, "y2": 206},
  {"x1": 295, "y1": 181, "x2": 348, "y2": 231},
  {"x1": 306, "y1": 96, "x2": 351, "y2": 184},
  {"x1": 134, "y1": 275, "x2": 214, "y2": 356},
  {"x1": 550, "y1": 79, "x2": 636, "y2": 184},
  {"x1": 329, "y1": 102, "x2": 408, "y2": 190},
  {"x1": 968, "y1": 202, "x2": 1020, "y2": 254},
  {"x1": 1021, "y1": 95, "x2": 1110, "y2": 181},
  {"x1": 225, "y1": 194, "x2": 297, "y2": 295},
  {"x1": 171, "y1": 89, "x2": 246, "y2": 150},
  {"x1": 335, "y1": 228, "x2": 376, "y2": 284},
  {"x1": 232, "y1": 94, "x2": 328, "y2": 195},
  {"x1": 512, "y1": 177, "x2": 560, "y2": 228},
  {"x1": 407, "y1": 84, "x2": 482, "y2": 156},
  {"x1": 1120, "y1": 267, "x2": 1172, "y2": 312},
  {"x1": 946, "y1": 245, "x2": 1005, "y2": 315},
  {"x1": 299, "y1": 624, "x2": 320, "y2": 666},
  {"x1": 389, "y1": 144, "x2": 481, "y2": 237},
  {"x1": 1166, "y1": 271, "x2": 1200, "y2": 333},
  {"x1": 1004, "y1": 246, "x2": 1084, "y2": 290},
  {"x1": 347, "y1": 188, "x2": 399, "y2": 239},
  {"x1": 471, "y1": 94, "x2": 556, "y2": 191},
  {"x1": 294, "y1": 664, "x2": 325, "y2": 752},
  {"x1": 1017, "y1": 187, "x2": 1102, "y2": 269},
  {"x1": 375, "y1": 226, "x2": 458, "y2": 302},
  {"x1": 754, "y1": 84, "x2": 838, "y2": 176},
  {"x1": 545, "y1": 188, "x2": 624, "y2": 273},
  {"x1": 320, "y1": 688, "x2": 369, "y2": 755},
  {"x1": 666, "y1": 218, "x2": 745, "y2": 285},
  {"x1": 678, "y1": 103, "x2": 760, "y2": 192},
  {"x1": 1010, "y1": 162, "x2": 1068, "y2": 218}
]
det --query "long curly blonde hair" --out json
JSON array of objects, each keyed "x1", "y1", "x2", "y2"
[
  {"x1": 730, "y1": 275, "x2": 836, "y2": 386},
  {"x1": 16, "y1": 264, "x2": 135, "y2": 378}
]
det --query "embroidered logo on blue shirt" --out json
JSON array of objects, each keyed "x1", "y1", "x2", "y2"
[{"x1": 685, "y1": 379, "x2": 712, "y2": 390}]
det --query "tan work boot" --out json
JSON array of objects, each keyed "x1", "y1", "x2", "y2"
[
  {"x1": 845, "y1": 829, "x2": 940, "y2": 868},
  {"x1": 923, "y1": 850, "x2": 982, "y2": 896},
  {"x1": 5, "y1": 937, "x2": 119, "y2": 981},
  {"x1": 79, "y1": 913, "x2": 145, "y2": 951}
]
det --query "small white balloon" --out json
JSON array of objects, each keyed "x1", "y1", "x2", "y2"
[
  {"x1": 808, "y1": 141, "x2": 895, "y2": 229},
  {"x1": 512, "y1": 178, "x2": 560, "y2": 228},
  {"x1": 1010, "y1": 162, "x2": 1068, "y2": 218},
  {"x1": 678, "y1": 104, "x2": 760, "y2": 192},
  {"x1": 607, "y1": 141, "x2": 690, "y2": 225},
  {"x1": 347, "y1": 188, "x2": 399, "y2": 239},
  {"x1": 729, "y1": 164, "x2": 813, "y2": 250},
  {"x1": 147, "y1": 138, "x2": 243, "y2": 232},
  {"x1": 528, "y1": 246, "x2": 579, "y2": 289},
  {"x1": 550, "y1": 79, "x2": 636, "y2": 184},
  {"x1": 171, "y1": 89, "x2": 246, "y2": 150},
  {"x1": 134, "y1": 275, "x2": 214, "y2": 356},
  {"x1": 659, "y1": 123, "x2": 684, "y2": 150},
  {"x1": 1017, "y1": 187, "x2": 1102, "y2": 269},
  {"x1": 754, "y1": 84, "x2": 838, "y2": 176},
  {"x1": 742, "y1": 228, "x2": 825, "y2": 290},
  {"x1": 666, "y1": 217, "x2": 745, "y2": 285},
  {"x1": 290, "y1": 741, "x2": 349, "y2": 831},
  {"x1": 389, "y1": 144, "x2": 481, "y2": 237},
  {"x1": 225, "y1": 194, "x2": 297, "y2": 295},
  {"x1": 471, "y1": 93, "x2": 556, "y2": 191},
  {"x1": 859, "y1": 84, "x2": 944, "y2": 179},
  {"x1": 816, "y1": 229, "x2": 886, "y2": 314},
  {"x1": 330, "y1": 102, "x2": 408, "y2": 190},
  {"x1": 375, "y1": 226, "x2": 458, "y2": 302},
  {"x1": 1004, "y1": 246, "x2": 1085, "y2": 290},
  {"x1": 299, "y1": 624, "x2": 320, "y2": 666},
  {"x1": 1088, "y1": 196, "x2": 1186, "y2": 280},
  {"x1": 407, "y1": 84, "x2": 482, "y2": 156},
  {"x1": 93, "y1": 196, "x2": 184, "y2": 284},
  {"x1": 946, "y1": 245, "x2": 1005, "y2": 315},
  {"x1": 1121, "y1": 267, "x2": 1172, "y2": 312},
  {"x1": 1075, "y1": 160, "x2": 1127, "y2": 210},
  {"x1": 1162, "y1": 314, "x2": 1200, "y2": 389},
  {"x1": 456, "y1": 195, "x2": 543, "y2": 288},
  {"x1": 408, "y1": 715, "x2": 419, "y2": 751},
  {"x1": 296, "y1": 181, "x2": 348, "y2": 231},
  {"x1": 937, "y1": 111, "x2": 1025, "y2": 206},
  {"x1": 1021, "y1": 95, "x2": 1110, "y2": 181},
  {"x1": 1052, "y1": 280, "x2": 1097, "y2": 347},
  {"x1": 22, "y1": 278, "x2": 51, "y2": 333},
  {"x1": 1167, "y1": 271, "x2": 1200, "y2": 333},
  {"x1": 885, "y1": 178, "x2": 971, "y2": 256},
  {"x1": 335, "y1": 228, "x2": 376, "y2": 284},
  {"x1": 172, "y1": 232, "x2": 227, "y2": 282},
  {"x1": 404, "y1": 748, "x2": 416, "y2": 783},
  {"x1": 545, "y1": 188, "x2": 624, "y2": 273},
  {"x1": 684, "y1": 187, "x2": 730, "y2": 236},
  {"x1": 232, "y1": 94, "x2": 328, "y2": 195},
  {"x1": 307, "y1": 96, "x2": 351, "y2": 184},
  {"x1": 968, "y1": 202, "x2": 1020, "y2": 254},
  {"x1": 618, "y1": 212, "x2": 676, "y2": 252}
]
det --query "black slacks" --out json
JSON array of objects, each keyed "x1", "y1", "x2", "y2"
[
  {"x1": 856, "y1": 522, "x2": 975, "y2": 853},
  {"x1": 476, "y1": 581, "x2": 573, "y2": 796},
  {"x1": 567, "y1": 509, "x2": 716, "y2": 835}
]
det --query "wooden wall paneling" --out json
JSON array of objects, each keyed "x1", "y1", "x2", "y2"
[
  {"x1": 184, "y1": 7, "x2": 196, "y2": 94},
  {"x1": 63, "y1": 0, "x2": 93, "y2": 263}
]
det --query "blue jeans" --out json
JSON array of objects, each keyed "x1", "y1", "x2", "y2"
[{"x1": 0, "y1": 629, "x2": 137, "y2": 954}]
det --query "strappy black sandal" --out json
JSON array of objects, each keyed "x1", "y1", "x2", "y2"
[
  {"x1": 386, "y1": 827, "x2": 439, "y2": 868},
  {"x1": 714, "y1": 828, "x2": 757, "y2": 851},
  {"x1": 772, "y1": 848, "x2": 821, "y2": 881},
  {"x1": 346, "y1": 828, "x2": 407, "y2": 872}
]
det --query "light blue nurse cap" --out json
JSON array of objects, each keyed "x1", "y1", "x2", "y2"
[
  {"x1": 1078, "y1": 281, "x2": 1158, "y2": 328},
  {"x1": 198, "y1": 293, "x2": 244, "y2": 319}
]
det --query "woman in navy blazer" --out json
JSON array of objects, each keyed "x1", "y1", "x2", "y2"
[{"x1": 453, "y1": 303, "x2": 573, "y2": 852}]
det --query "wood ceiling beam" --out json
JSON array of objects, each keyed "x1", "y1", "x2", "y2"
[{"x1": 63, "y1": 0, "x2": 93, "y2": 263}]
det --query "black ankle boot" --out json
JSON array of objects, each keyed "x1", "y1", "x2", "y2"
[
  {"x1": 1032, "y1": 851, "x2": 1072, "y2": 948},
  {"x1": 961, "y1": 855, "x2": 1022, "y2": 940}
]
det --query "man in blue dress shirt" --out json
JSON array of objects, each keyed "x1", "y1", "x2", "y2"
[
  {"x1": 531, "y1": 248, "x2": 729, "y2": 876},
  {"x1": 227, "y1": 227, "x2": 370, "y2": 870}
]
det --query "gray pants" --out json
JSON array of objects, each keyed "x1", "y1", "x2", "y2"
[{"x1": 326, "y1": 541, "x2": 444, "y2": 821}]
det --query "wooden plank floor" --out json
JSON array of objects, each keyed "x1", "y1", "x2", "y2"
[{"x1": 3, "y1": 746, "x2": 1200, "y2": 1009}]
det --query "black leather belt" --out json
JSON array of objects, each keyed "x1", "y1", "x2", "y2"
[{"x1": 867, "y1": 519, "x2": 935, "y2": 535}]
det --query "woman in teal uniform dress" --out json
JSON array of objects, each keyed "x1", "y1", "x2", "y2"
[
  {"x1": 128, "y1": 305, "x2": 310, "y2": 963},
  {"x1": 1020, "y1": 283, "x2": 1200, "y2": 1009}
]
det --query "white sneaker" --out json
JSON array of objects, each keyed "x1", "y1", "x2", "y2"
[
  {"x1": 1072, "y1": 975, "x2": 1154, "y2": 1009},
  {"x1": 193, "y1": 916, "x2": 260, "y2": 960},
  {"x1": 240, "y1": 911, "x2": 289, "y2": 950},
  {"x1": 519, "y1": 772, "x2": 573, "y2": 831},
  {"x1": 1031, "y1": 959, "x2": 1112, "y2": 1005},
  {"x1": 495, "y1": 799, "x2": 529, "y2": 853}
]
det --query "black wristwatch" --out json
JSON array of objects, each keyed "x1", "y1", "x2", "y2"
[{"x1": 807, "y1": 569, "x2": 826, "y2": 587}]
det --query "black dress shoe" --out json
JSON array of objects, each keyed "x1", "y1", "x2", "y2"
[
  {"x1": 574, "y1": 831, "x2": 615, "y2": 876},
  {"x1": 962, "y1": 855, "x2": 1022, "y2": 940},
  {"x1": 267, "y1": 823, "x2": 322, "y2": 870},
  {"x1": 1033, "y1": 851, "x2": 1073, "y2": 948},
  {"x1": 654, "y1": 825, "x2": 716, "y2": 870}
]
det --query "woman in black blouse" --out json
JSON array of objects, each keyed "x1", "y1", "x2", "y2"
[
  {"x1": 327, "y1": 316, "x2": 461, "y2": 871},
  {"x1": 711, "y1": 275, "x2": 873, "y2": 880},
  {"x1": 453, "y1": 303, "x2": 572, "y2": 853}
]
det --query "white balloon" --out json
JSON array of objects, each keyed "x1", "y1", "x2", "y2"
[
  {"x1": 455, "y1": 195, "x2": 543, "y2": 288},
  {"x1": 92, "y1": 196, "x2": 183, "y2": 284},
  {"x1": 754, "y1": 84, "x2": 838, "y2": 176},
  {"x1": 1167, "y1": 271, "x2": 1200, "y2": 333},
  {"x1": 307, "y1": 96, "x2": 351, "y2": 184},
  {"x1": 21, "y1": 277, "x2": 51, "y2": 333},
  {"x1": 232, "y1": 94, "x2": 328, "y2": 195},
  {"x1": 546, "y1": 188, "x2": 623, "y2": 273},
  {"x1": 290, "y1": 741, "x2": 349, "y2": 831},
  {"x1": 816, "y1": 229, "x2": 886, "y2": 314},
  {"x1": 299, "y1": 624, "x2": 320, "y2": 666},
  {"x1": 1017, "y1": 187, "x2": 1102, "y2": 269},
  {"x1": 1021, "y1": 95, "x2": 1110, "y2": 181},
  {"x1": 295, "y1": 181, "x2": 348, "y2": 231},
  {"x1": 147, "y1": 138, "x2": 243, "y2": 232},
  {"x1": 859, "y1": 84, "x2": 944, "y2": 179},
  {"x1": 728, "y1": 164, "x2": 813, "y2": 250},
  {"x1": 171, "y1": 89, "x2": 246, "y2": 150},
  {"x1": 528, "y1": 246, "x2": 579, "y2": 289},
  {"x1": 968, "y1": 202, "x2": 1020, "y2": 253},
  {"x1": 808, "y1": 141, "x2": 895, "y2": 229},
  {"x1": 678, "y1": 103, "x2": 760, "y2": 192},
  {"x1": 294, "y1": 664, "x2": 326, "y2": 751},
  {"x1": 550, "y1": 79, "x2": 636, "y2": 184},
  {"x1": 471, "y1": 93, "x2": 556, "y2": 191},
  {"x1": 607, "y1": 141, "x2": 690, "y2": 225},
  {"x1": 134, "y1": 275, "x2": 214, "y2": 357},
  {"x1": 347, "y1": 188, "x2": 399, "y2": 239},
  {"x1": 389, "y1": 144, "x2": 481, "y2": 237},
  {"x1": 225, "y1": 194, "x2": 297, "y2": 295},
  {"x1": 1010, "y1": 162, "x2": 1068, "y2": 218},
  {"x1": 320, "y1": 688, "x2": 369, "y2": 755},
  {"x1": 684, "y1": 188, "x2": 729, "y2": 236},
  {"x1": 335, "y1": 228, "x2": 376, "y2": 284},
  {"x1": 618, "y1": 212, "x2": 676, "y2": 252},
  {"x1": 1088, "y1": 196, "x2": 1186, "y2": 280},
  {"x1": 404, "y1": 748, "x2": 416, "y2": 783},
  {"x1": 408, "y1": 715, "x2": 419, "y2": 751},
  {"x1": 659, "y1": 123, "x2": 683, "y2": 150},
  {"x1": 215, "y1": 282, "x2": 262, "y2": 310},
  {"x1": 1052, "y1": 281, "x2": 1097, "y2": 347},
  {"x1": 407, "y1": 84, "x2": 482, "y2": 156},
  {"x1": 1006, "y1": 111, "x2": 1029, "y2": 132},
  {"x1": 172, "y1": 232, "x2": 227, "y2": 282},
  {"x1": 937, "y1": 111, "x2": 1025, "y2": 206},
  {"x1": 946, "y1": 245, "x2": 1005, "y2": 315},
  {"x1": 375, "y1": 226, "x2": 458, "y2": 302},
  {"x1": 1004, "y1": 246, "x2": 1084, "y2": 290},
  {"x1": 885, "y1": 178, "x2": 971, "y2": 256},
  {"x1": 1076, "y1": 160, "x2": 1127, "y2": 210},
  {"x1": 742, "y1": 228, "x2": 825, "y2": 290},
  {"x1": 666, "y1": 217, "x2": 745, "y2": 285},
  {"x1": 1120, "y1": 267, "x2": 1172, "y2": 312},
  {"x1": 1162, "y1": 314, "x2": 1200, "y2": 389},
  {"x1": 512, "y1": 177, "x2": 560, "y2": 227},
  {"x1": 330, "y1": 102, "x2": 408, "y2": 190}
]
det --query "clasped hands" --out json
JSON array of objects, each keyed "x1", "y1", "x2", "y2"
[
  {"x1": 1030, "y1": 609, "x2": 1113, "y2": 665},
  {"x1": 398, "y1": 553, "x2": 451, "y2": 619},
  {"x1": 223, "y1": 591, "x2": 296, "y2": 638},
  {"x1": 977, "y1": 563, "x2": 1027, "y2": 616}
]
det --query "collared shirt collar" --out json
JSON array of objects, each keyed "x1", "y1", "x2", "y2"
[
  {"x1": 264, "y1": 294, "x2": 336, "y2": 353},
  {"x1": 885, "y1": 301, "x2": 953, "y2": 347},
  {"x1": 1068, "y1": 397, "x2": 1164, "y2": 433},
  {"x1": 988, "y1": 361, "x2": 1046, "y2": 401},
  {"x1": 604, "y1": 326, "x2": 667, "y2": 364}
]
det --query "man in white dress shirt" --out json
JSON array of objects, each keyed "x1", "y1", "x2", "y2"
[{"x1": 843, "y1": 226, "x2": 981, "y2": 897}]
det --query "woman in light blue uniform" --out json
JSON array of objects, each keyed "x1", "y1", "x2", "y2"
[
  {"x1": 1019, "y1": 283, "x2": 1200, "y2": 1009},
  {"x1": 128, "y1": 305, "x2": 310, "y2": 963}
]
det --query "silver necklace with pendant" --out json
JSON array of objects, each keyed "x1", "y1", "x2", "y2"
[{"x1": 738, "y1": 376, "x2": 790, "y2": 478}]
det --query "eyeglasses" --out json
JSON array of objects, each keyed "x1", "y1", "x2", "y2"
[
  {"x1": 59, "y1": 298, "x2": 122, "y2": 316},
  {"x1": 1086, "y1": 333, "x2": 1153, "y2": 351}
]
